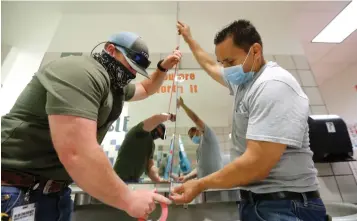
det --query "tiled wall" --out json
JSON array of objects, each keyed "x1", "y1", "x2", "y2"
[
  {"x1": 267, "y1": 54, "x2": 328, "y2": 115},
  {"x1": 316, "y1": 160, "x2": 357, "y2": 204},
  {"x1": 267, "y1": 55, "x2": 357, "y2": 204}
]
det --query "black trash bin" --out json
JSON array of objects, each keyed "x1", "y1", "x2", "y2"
[{"x1": 308, "y1": 115, "x2": 354, "y2": 162}]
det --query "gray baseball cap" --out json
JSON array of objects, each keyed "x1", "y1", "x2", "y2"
[{"x1": 108, "y1": 32, "x2": 151, "y2": 78}]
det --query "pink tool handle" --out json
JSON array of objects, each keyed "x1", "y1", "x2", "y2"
[{"x1": 138, "y1": 202, "x2": 168, "y2": 221}]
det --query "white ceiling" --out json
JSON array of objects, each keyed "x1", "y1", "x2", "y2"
[
  {"x1": 295, "y1": 1, "x2": 357, "y2": 85},
  {"x1": 2, "y1": 1, "x2": 356, "y2": 85}
]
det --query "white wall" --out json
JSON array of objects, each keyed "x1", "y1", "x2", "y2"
[
  {"x1": 319, "y1": 64, "x2": 357, "y2": 124},
  {"x1": 1, "y1": 2, "x2": 63, "y2": 52},
  {"x1": 46, "y1": 2, "x2": 304, "y2": 55},
  {"x1": 1, "y1": 2, "x2": 63, "y2": 115},
  {"x1": 1, "y1": 47, "x2": 18, "y2": 85},
  {"x1": 1, "y1": 44, "x2": 12, "y2": 65}
]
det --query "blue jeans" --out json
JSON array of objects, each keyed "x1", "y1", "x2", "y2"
[
  {"x1": 1, "y1": 186, "x2": 73, "y2": 221},
  {"x1": 240, "y1": 198, "x2": 327, "y2": 221}
]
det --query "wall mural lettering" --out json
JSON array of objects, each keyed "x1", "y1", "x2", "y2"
[
  {"x1": 108, "y1": 116, "x2": 130, "y2": 133},
  {"x1": 157, "y1": 72, "x2": 198, "y2": 94}
]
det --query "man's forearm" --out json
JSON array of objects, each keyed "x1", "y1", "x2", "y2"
[
  {"x1": 198, "y1": 153, "x2": 267, "y2": 190},
  {"x1": 186, "y1": 38, "x2": 216, "y2": 71},
  {"x1": 60, "y1": 145, "x2": 131, "y2": 211},
  {"x1": 181, "y1": 103, "x2": 199, "y2": 123},
  {"x1": 142, "y1": 113, "x2": 169, "y2": 132},
  {"x1": 140, "y1": 69, "x2": 166, "y2": 96},
  {"x1": 147, "y1": 160, "x2": 161, "y2": 182},
  {"x1": 185, "y1": 38, "x2": 226, "y2": 87},
  {"x1": 185, "y1": 168, "x2": 197, "y2": 180}
]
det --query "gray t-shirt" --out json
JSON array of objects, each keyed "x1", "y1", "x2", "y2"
[
  {"x1": 224, "y1": 61, "x2": 319, "y2": 194},
  {"x1": 196, "y1": 124, "x2": 223, "y2": 178}
]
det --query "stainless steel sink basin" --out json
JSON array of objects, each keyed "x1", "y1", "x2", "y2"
[{"x1": 325, "y1": 202, "x2": 357, "y2": 221}]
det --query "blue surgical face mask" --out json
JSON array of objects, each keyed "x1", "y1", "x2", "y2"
[
  {"x1": 223, "y1": 48, "x2": 256, "y2": 85},
  {"x1": 192, "y1": 136, "x2": 201, "y2": 144}
]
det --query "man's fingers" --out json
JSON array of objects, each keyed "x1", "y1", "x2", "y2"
[
  {"x1": 152, "y1": 193, "x2": 172, "y2": 205},
  {"x1": 173, "y1": 50, "x2": 180, "y2": 55},
  {"x1": 140, "y1": 214, "x2": 149, "y2": 220},
  {"x1": 173, "y1": 51, "x2": 182, "y2": 57},
  {"x1": 177, "y1": 21, "x2": 184, "y2": 27},
  {"x1": 173, "y1": 54, "x2": 181, "y2": 60},
  {"x1": 174, "y1": 55, "x2": 181, "y2": 60},
  {"x1": 149, "y1": 202, "x2": 156, "y2": 213},
  {"x1": 172, "y1": 185, "x2": 184, "y2": 194},
  {"x1": 169, "y1": 193, "x2": 186, "y2": 204}
]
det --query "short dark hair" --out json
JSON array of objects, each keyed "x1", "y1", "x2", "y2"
[
  {"x1": 104, "y1": 42, "x2": 111, "y2": 50},
  {"x1": 188, "y1": 127, "x2": 197, "y2": 136},
  {"x1": 214, "y1": 19, "x2": 263, "y2": 53},
  {"x1": 104, "y1": 42, "x2": 121, "y2": 53}
]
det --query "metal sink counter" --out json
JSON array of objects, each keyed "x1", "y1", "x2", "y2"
[{"x1": 70, "y1": 183, "x2": 241, "y2": 207}]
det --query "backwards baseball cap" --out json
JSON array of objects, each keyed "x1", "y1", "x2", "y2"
[
  {"x1": 108, "y1": 32, "x2": 151, "y2": 78},
  {"x1": 151, "y1": 123, "x2": 167, "y2": 140}
]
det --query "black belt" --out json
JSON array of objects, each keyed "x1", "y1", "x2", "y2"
[
  {"x1": 1, "y1": 170, "x2": 69, "y2": 194},
  {"x1": 240, "y1": 190, "x2": 320, "y2": 201}
]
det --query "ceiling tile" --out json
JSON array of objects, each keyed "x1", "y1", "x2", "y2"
[
  {"x1": 293, "y1": 55, "x2": 310, "y2": 70},
  {"x1": 298, "y1": 70, "x2": 317, "y2": 87},
  {"x1": 265, "y1": 55, "x2": 275, "y2": 62},
  {"x1": 288, "y1": 70, "x2": 302, "y2": 85},
  {"x1": 310, "y1": 62, "x2": 350, "y2": 85},
  {"x1": 320, "y1": 32, "x2": 357, "y2": 63},
  {"x1": 303, "y1": 43, "x2": 336, "y2": 64},
  {"x1": 344, "y1": 30, "x2": 357, "y2": 44},
  {"x1": 310, "y1": 105, "x2": 329, "y2": 115},
  {"x1": 274, "y1": 55, "x2": 296, "y2": 69},
  {"x1": 304, "y1": 87, "x2": 325, "y2": 105}
]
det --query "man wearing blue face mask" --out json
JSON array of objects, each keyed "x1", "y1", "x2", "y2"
[
  {"x1": 176, "y1": 97, "x2": 223, "y2": 183},
  {"x1": 172, "y1": 20, "x2": 327, "y2": 221}
]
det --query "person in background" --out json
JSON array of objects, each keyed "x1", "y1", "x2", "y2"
[
  {"x1": 171, "y1": 20, "x2": 328, "y2": 221},
  {"x1": 176, "y1": 97, "x2": 223, "y2": 182},
  {"x1": 114, "y1": 113, "x2": 176, "y2": 183},
  {"x1": 158, "y1": 153, "x2": 169, "y2": 177},
  {"x1": 1, "y1": 31, "x2": 181, "y2": 221}
]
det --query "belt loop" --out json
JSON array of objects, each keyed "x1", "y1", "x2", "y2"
[
  {"x1": 43, "y1": 180, "x2": 53, "y2": 195},
  {"x1": 249, "y1": 191, "x2": 254, "y2": 204},
  {"x1": 301, "y1": 193, "x2": 308, "y2": 207}
]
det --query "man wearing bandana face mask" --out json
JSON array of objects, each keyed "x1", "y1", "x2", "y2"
[
  {"x1": 1, "y1": 31, "x2": 181, "y2": 221},
  {"x1": 113, "y1": 113, "x2": 176, "y2": 183},
  {"x1": 172, "y1": 20, "x2": 327, "y2": 221}
]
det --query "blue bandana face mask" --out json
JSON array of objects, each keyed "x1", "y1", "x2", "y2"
[
  {"x1": 223, "y1": 48, "x2": 256, "y2": 85},
  {"x1": 192, "y1": 136, "x2": 201, "y2": 144}
]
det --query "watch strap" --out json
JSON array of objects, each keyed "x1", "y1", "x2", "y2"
[{"x1": 157, "y1": 59, "x2": 168, "y2": 72}]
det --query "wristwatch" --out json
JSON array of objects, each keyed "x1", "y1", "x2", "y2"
[
  {"x1": 157, "y1": 59, "x2": 168, "y2": 73},
  {"x1": 161, "y1": 113, "x2": 173, "y2": 121}
]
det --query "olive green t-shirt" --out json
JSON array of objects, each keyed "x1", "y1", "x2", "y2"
[
  {"x1": 113, "y1": 122, "x2": 155, "y2": 181},
  {"x1": 1, "y1": 55, "x2": 135, "y2": 181}
]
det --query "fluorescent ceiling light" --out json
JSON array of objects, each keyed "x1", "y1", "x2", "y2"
[
  {"x1": 312, "y1": 0, "x2": 357, "y2": 43},
  {"x1": 310, "y1": 115, "x2": 340, "y2": 120}
]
